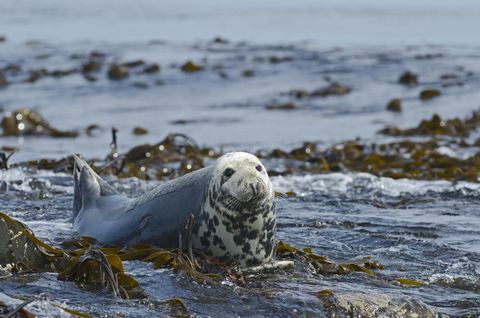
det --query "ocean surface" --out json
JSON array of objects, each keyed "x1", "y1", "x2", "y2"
[{"x1": 1, "y1": 1, "x2": 480, "y2": 317}]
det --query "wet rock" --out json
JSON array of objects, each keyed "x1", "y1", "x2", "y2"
[
  {"x1": 317, "y1": 291, "x2": 447, "y2": 318},
  {"x1": 0, "y1": 108, "x2": 78, "y2": 137},
  {"x1": 420, "y1": 88, "x2": 441, "y2": 100},
  {"x1": 398, "y1": 71, "x2": 418, "y2": 85},
  {"x1": 242, "y1": 69, "x2": 254, "y2": 77},
  {"x1": 289, "y1": 83, "x2": 351, "y2": 99},
  {"x1": 0, "y1": 213, "x2": 51, "y2": 270},
  {"x1": 82, "y1": 60, "x2": 102, "y2": 73},
  {"x1": 266, "y1": 102, "x2": 298, "y2": 110},
  {"x1": 181, "y1": 61, "x2": 203, "y2": 73},
  {"x1": 107, "y1": 64, "x2": 129, "y2": 80},
  {"x1": 386, "y1": 99, "x2": 402, "y2": 112},
  {"x1": 379, "y1": 112, "x2": 480, "y2": 138},
  {"x1": 142, "y1": 64, "x2": 160, "y2": 74},
  {"x1": 132, "y1": 127, "x2": 148, "y2": 135}
]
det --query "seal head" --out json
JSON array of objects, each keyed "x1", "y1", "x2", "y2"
[{"x1": 194, "y1": 152, "x2": 276, "y2": 267}]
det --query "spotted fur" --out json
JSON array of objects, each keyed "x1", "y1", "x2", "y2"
[{"x1": 193, "y1": 152, "x2": 276, "y2": 267}]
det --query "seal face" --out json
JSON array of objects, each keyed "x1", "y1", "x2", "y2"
[{"x1": 194, "y1": 152, "x2": 276, "y2": 267}]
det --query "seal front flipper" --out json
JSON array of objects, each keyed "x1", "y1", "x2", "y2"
[{"x1": 72, "y1": 155, "x2": 119, "y2": 220}]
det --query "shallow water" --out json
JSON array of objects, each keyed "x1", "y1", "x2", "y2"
[
  {"x1": 2, "y1": 0, "x2": 480, "y2": 317},
  {"x1": 1, "y1": 168, "x2": 480, "y2": 317}
]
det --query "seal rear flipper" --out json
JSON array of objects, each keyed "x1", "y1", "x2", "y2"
[{"x1": 72, "y1": 155, "x2": 120, "y2": 220}]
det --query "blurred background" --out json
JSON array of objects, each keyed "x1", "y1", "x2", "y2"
[{"x1": 1, "y1": 0, "x2": 480, "y2": 162}]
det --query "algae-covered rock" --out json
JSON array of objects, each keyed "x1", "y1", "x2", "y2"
[
  {"x1": 181, "y1": 61, "x2": 203, "y2": 73},
  {"x1": 0, "y1": 108, "x2": 78, "y2": 137},
  {"x1": 386, "y1": 99, "x2": 402, "y2": 112},
  {"x1": 420, "y1": 88, "x2": 441, "y2": 100},
  {"x1": 399, "y1": 71, "x2": 418, "y2": 85},
  {"x1": 317, "y1": 291, "x2": 448, "y2": 318},
  {"x1": 107, "y1": 64, "x2": 129, "y2": 80},
  {"x1": 0, "y1": 212, "x2": 56, "y2": 271}
]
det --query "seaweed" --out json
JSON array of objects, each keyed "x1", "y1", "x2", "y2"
[
  {"x1": 181, "y1": 61, "x2": 203, "y2": 73},
  {"x1": 0, "y1": 108, "x2": 78, "y2": 138},
  {"x1": 386, "y1": 98, "x2": 402, "y2": 112},
  {"x1": 288, "y1": 82, "x2": 351, "y2": 99}
]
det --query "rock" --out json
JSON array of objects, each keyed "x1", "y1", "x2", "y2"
[
  {"x1": 317, "y1": 291, "x2": 448, "y2": 318},
  {"x1": 0, "y1": 36, "x2": 5, "y2": 42},
  {"x1": 142, "y1": 64, "x2": 160, "y2": 74},
  {"x1": 0, "y1": 108, "x2": 78, "y2": 137},
  {"x1": 0, "y1": 213, "x2": 51, "y2": 270},
  {"x1": 82, "y1": 60, "x2": 102, "y2": 73},
  {"x1": 181, "y1": 61, "x2": 203, "y2": 73},
  {"x1": 266, "y1": 102, "x2": 298, "y2": 110},
  {"x1": 420, "y1": 89, "x2": 441, "y2": 101},
  {"x1": 290, "y1": 83, "x2": 351, "y2": 99},
  {"x1": 386, "y1": 99, "x2": 402, "y2": 112},
  {"x1": 132, "y1": 127, "x2": 148, "y2": 135},
  {"x1": 399, "y1": 71, "x2": 418, "y2": 85},
  {"x1": 242, "y1": 69, "x2": 254, "y2": 77},
  {"x1": 108, "y1": 64, "x2": 129, "y2": 80}
]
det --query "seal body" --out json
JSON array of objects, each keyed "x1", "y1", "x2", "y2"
[{"x1": 72, "y1": 152, "x2": 276, "y2": 267}]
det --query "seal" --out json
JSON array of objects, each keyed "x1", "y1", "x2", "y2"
[{"x1": 72, "y1": 152, "x2": 276, "y2": 267}]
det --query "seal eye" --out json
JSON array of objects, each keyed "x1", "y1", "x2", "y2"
[
  {"x1": 255, "y1": 165, "x2": 262, "y2": 172},
  {"x1": 224, "y1": 168, "x2": 235, "y2": 177}
]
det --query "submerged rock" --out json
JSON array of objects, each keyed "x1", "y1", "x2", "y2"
[
  {"x1": 420, "y1": 88, "x2": 441, "y2": 100},
  {"x1": 317, "y1": 291, "x2": 448, "y2": 318},
  {"x1": 132, "y1": 126, "x2": 149, "y2": 135},
  {"x1": 181, "y1": 61, "x2": 203, "y2": 73},
  {"x1": 386, "y1": 99, "x2": 402, "y2": 112},
  {"x1": 142, "y1": 64, "x2": 160, "y2": 74},
  {"x1": 289, "y1": 82, "x2": 351, "y2": 99},
  {"x1": 398, "y1": 71, "x2": 418, "y2": 85},
  {"x1": 82, "y1": 60, "x2": 102, "y2": 73},
  {"x1": 107, "y1": 64, "x2": 129, "y2": 80}
]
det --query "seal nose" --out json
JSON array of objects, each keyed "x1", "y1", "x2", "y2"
[{"x1": 249, "y1": 183, "x2": 257, "y2": 197}]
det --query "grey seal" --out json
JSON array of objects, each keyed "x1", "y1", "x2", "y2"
[{"x1": 72, "y1": 152, "x2": 276, "y2": 267}]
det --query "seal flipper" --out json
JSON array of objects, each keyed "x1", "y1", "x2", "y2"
[{"x1": 72, "y1": 155, "x2": 120, "y2": 220}]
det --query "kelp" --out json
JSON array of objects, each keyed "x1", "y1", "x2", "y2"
[
  {"x1": 0, "y1": 211, "x2": 143, "y2": 300},
  {"x1": 0, "y1": 108, "x2": 78, "y2": 138},
  {"x1": 379, "y1": 112, "x2": 480, "y2": 137},
  {"x1": 276, "y1": 241, "x2": 383, "y2": 276}
]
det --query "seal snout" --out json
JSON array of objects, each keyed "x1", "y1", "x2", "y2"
[{"x1": 247, "y1": 178, "x2": 267, "y2": 202}]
